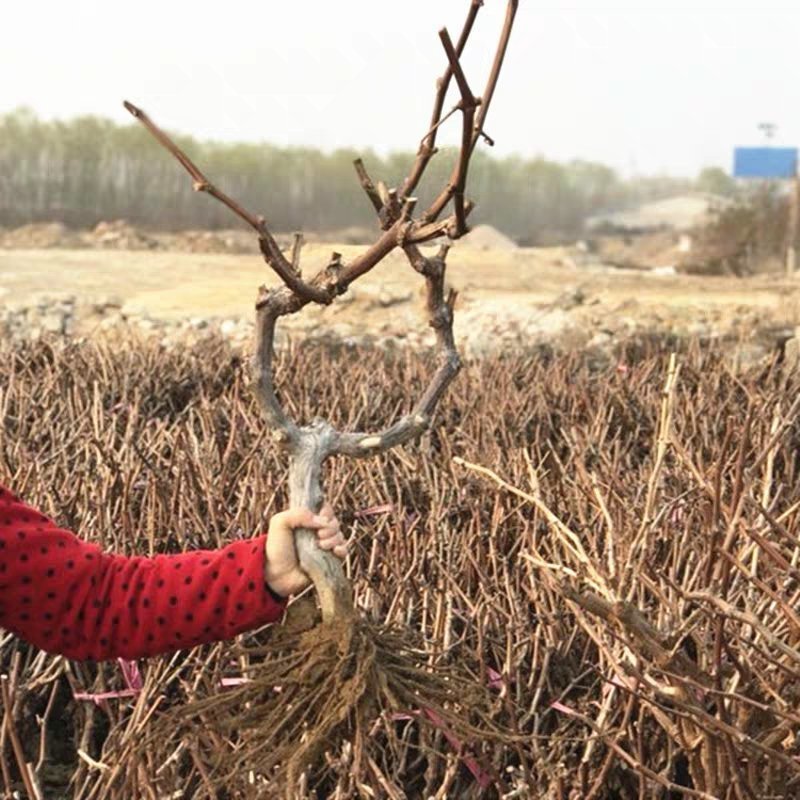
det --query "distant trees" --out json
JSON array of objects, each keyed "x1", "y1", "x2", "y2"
[
  {"x1": 0, "y1": 109, "x2": 738, "y2": 243},
  {"x1": 696, "y1": 166, "x2": 737, "y2": 197}
]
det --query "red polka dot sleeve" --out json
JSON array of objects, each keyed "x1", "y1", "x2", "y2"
[{"x1": 0, "y1": 485, "x2": 287, "y2": 661}]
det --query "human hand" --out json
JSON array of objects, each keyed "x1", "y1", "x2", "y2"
[{"x1": 264, "y1": 504, "x2": 346, "y2": 598}]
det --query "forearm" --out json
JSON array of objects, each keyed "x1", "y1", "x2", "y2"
[{"x1": 0, "y1": 485, "x2": 286, "y2": 661}]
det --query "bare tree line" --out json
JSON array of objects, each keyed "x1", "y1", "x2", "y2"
[{"x1": 0, "y1": 108, "x2": 733, "y2": 242}]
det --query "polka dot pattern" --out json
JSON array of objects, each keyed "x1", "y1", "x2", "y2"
[{"x1": 0, "y1": 485, "x2": 287, "y2": 661}]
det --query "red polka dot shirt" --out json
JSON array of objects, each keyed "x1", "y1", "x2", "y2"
[{"x1": 0, "y1": 485, "x2": 287, "y2": 661}]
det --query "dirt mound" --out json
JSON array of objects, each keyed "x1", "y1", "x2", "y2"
[
  {"x1": 162, "y1": 229, "x2": 257, "y2": 254},
  {"x1": 87, "y1": 220, "x2": 158, "y2": 250},
  {"x1": 321, "y1": 226, "x2": 376, "y2": 245},
  {"x1": 459, "y1": 223, "x2": 518, "y2": 251},
  {"x1": 0, "y1": 222, "x2": 78, "y2": 249},
  {"x1": 593, "y1": 231, "x2": 681, "y2": 270}
]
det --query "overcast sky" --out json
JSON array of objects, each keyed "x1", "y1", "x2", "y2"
[{"x1": 2, "y1": 1, "x2": 799, "y2": 177}]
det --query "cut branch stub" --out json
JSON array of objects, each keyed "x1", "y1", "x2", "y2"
[
  {"x1": 353, "y1": 159, "x2": 384, "y2": 222},
  {"x1": 125, "y1": 0, "x2": 516, "y2": 624}
]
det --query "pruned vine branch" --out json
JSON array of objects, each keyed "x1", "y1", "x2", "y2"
[
  {"x1": 400, "y1": 0, "x2": 483, "y2": 200},
  {"x1": 123, "y1": 101, "x2": 330, "y2": 306}
]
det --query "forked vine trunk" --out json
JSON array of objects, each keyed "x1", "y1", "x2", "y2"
[{"x1": 125, "y1": 0, "x2": 518, "y2": 633}]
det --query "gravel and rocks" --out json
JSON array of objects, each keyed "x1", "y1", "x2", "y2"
[{"x1": 2, "y1": 291, "x2": 797, "y2": 377}]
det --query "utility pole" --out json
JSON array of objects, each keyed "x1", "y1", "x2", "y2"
[
  {"x1": 787, "y1": 168, "x2": 799, "y2": 276},
  {"x1": 758, "y1": 123, "x2": 777, "y2": 274},
  {"x1": 754, "y1": 122, "x2": 796, "y2": 276},
  {"x1": 758, "y1": 121, "x2": 777, "y2": 142}
]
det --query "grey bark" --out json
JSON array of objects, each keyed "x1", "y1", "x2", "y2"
[{"x1": 287, "y1": 423, "x2": 354, "y2": 624}]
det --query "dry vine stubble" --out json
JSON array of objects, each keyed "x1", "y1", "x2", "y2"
[{"x1": 0, "y1": 334, "x2": 799, "y2": 798}]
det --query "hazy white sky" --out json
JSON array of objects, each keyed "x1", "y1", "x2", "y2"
[{"x1": 2, "y1": 1, "x2": 800, "y2": 176}]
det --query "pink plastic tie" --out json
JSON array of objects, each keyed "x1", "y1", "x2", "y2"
[
  {"x1": 354, "y1": 504, "x2": 394, "y2": 518},
  {"x1": 550, "y1": 700, "x2": 577, "y2": 717},
  {"x1": 117, "y1": 658, "x2": 143, "y2": 691},
  {"x1": 389, "y1": 708, "x2": 492, "y2": 788}
]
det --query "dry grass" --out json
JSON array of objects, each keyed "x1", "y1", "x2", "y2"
[{"x1": 0, "y1": 333, "x2": 798, "y2": 798}]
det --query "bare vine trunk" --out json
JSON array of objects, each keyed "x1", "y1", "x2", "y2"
[{"x1": 288, "y1": 425, "x2": 354, "y2": 624}]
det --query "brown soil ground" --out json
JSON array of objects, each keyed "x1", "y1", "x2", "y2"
[{"x1": 1, "y1": 243, "x2": 799, "y2": 343}]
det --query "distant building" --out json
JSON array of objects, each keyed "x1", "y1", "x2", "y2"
[{"x1": 586, "y1": 193, "x2": 733, "y2": 234}]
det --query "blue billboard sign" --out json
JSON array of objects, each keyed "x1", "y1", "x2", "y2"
[{"x1": 733, "y1": 147, "x2": 797, "y2": 179}]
